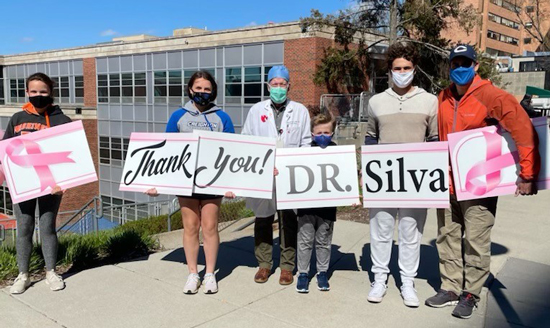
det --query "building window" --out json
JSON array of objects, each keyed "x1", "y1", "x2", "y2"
[
  {"x1": 99, "y1": 136, "x2": 130, "y2": 167},
  {"x1": 98, "y1": 74, "x2": 108, "y2": 103},
  {"x1": 524, "y1": 37, "x2": 532, "y2": 44},
  {"x1": 0, "y1": 67, "x2": 4, "y2": 105},
  {"x1": 525, "y1": 6, "x2": 534, "y2": 13},
  {"x1": 487, "y1": 30, "x2": 519, "y2": 46},
  {"x1": 109, "y1": 73, "x2": 121, "y2": 103},
  {"x1": 225, "y1": 66, "x2": 268, "y2": 104},
  {"x1": 98, "y1": 73, "x2": 146, "y2": 104},
  {"x1": 225, "y1": 67, "x2": 242, "y2": 104},
  {"x1": 244, "y1": 67, "x2": 262, "y2": 104},
  {"x1": 51, "y1": 76, "x2": 70, "y2": 104},
  {"x1": 74, "y1": 75, "x2": 84, "y2": 103},
  {"x1": 0, "y1": 186, "x2": 13, "y2": 216},
  {"x1": 490, "y1": 0, "x2": 521, "y2": 12},
  {"x1": 9, "y1": 79, "x2": 25, "y2": 103},
  {"x1": 168, "y1": 70, "x2": 183, "y2": 104},
  {"x1": 134, "y1": 72, "x2": 146, "y2": 104},
  {"x1": 488, "y1": 13, "x2": 519, "y2": 30},
  {"x1": 154, "y1": 71, "x2": 167, "y2": 103}
]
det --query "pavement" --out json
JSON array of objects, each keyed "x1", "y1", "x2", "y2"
[{"x1": 1, "y1": 192, "x2": 549, "y2": 328}]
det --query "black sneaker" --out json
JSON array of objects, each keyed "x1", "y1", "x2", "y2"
[
  {"x1": 452, "y1": 293, "x2": 477, "y2": 319},
  {"x1": 296, "y1": 273, "x2": 309, "y2": 293},
  {"x1": 425, "y1": 289, "x2": 459, "y2": 308}
]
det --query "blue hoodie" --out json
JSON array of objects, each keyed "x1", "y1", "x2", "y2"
[{"x1": 166, "y1": 101, "x2": 235, "y2": 133}]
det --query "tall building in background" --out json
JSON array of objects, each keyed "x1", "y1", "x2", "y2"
[{"x1": 442, "y1": 0, "x2": 550, "y2": 56}]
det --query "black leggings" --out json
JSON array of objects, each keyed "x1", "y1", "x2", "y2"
[{"x1": 15, "y1": 194, "x2": 62, "y2": 273}]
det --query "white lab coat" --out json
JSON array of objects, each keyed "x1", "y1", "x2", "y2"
[{"x1": 241, "y1": 99, "x2": 312, "y2": 217}]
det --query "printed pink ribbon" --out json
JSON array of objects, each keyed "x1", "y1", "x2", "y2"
[
  {"x1": 465, "y1": 131, "x2": 519, "y2": 196},
  {"x1": 5, "y1": 139, "x2": 74, "y2": 191}
]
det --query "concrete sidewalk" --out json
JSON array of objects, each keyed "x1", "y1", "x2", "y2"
[{"x1": 1, "y1": 193, "x2": 549, "y2": 328}]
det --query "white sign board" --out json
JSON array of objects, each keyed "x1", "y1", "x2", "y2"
[
  {"x1": 361, "y1": 142, "x2": 450, "y2": 208},
  {"x1": 0, "y1": 121, "x2": 97, "y2": 204},
  {"x1": 275, "y1": 145, "x2": 360, "y2": 210},
  {"x1": 119, "y1": 133, "x2": 199, "y2": 196},
  {"x1": 193, "y1": 130, "x2": 276, "y2": 199},
  {"x1": 448, "y1": 117, "x2": 549, "y2": 201}
]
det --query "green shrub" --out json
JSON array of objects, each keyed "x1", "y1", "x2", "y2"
[{"x1": 115, "y1": 213, "x2": 182, "y2": 236}]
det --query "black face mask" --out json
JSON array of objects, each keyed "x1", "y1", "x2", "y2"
[
  {"x1": 29, "y1": 95, "x2": 53, "y2": 109},
  {"x1": 191, "y1": 92, "x2": 212, "y2": 107}
]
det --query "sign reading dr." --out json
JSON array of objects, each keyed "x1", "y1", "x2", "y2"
[
  {"x1": 448, "y1": 116, "x2": 549, "y2": 201},
  {"x1": 362, "y1": 142, "x2": 449, "y2": 208},
  {"x1": 275, "y1": 145, "x2": 360, "y2": 210},
  {"x1": 0, "y1": 121, "x2": 97, "y2": 204},
  {"x1": 193, "y1": 130, "x2": 276, "y2": 199},
  {"x1": 119, "y1": 133, "x2": 198, "y2": 196}
]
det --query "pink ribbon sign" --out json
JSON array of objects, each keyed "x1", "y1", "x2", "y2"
[
  {"x1": 5, "y1": 139, "x2": 74, "y2": 191},
  {"x1": 464, "y1": 131, "x2": 519, "y2": 196}
]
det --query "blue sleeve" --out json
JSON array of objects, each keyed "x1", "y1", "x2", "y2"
[
  {"x1": 364, "y1": 136, "x2": 378, "y2": 145},
  {"x1": 166, "y1": 109, "x2": 185, "y2": 133},
  {"x1": 217, "y1": 111, "x2": 235, "y2": 134}
]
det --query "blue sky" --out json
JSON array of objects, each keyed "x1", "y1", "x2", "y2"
[{"x1": 0, "y1": 0, "x2": 352, "y2": 55}]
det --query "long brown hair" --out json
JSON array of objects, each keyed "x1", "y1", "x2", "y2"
[{"x1": 186, "y1": 70, "x2": 218, "y2": 101}]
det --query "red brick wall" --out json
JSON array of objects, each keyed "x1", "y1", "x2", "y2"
[
  {"x1": 284, "y1": 37, "x2": 333, "y2": 110},
  {"x1": 83, "y1": 58, "x2": 97, "y2": 108},
  {"x1": 59, "y1": 119, "x2": 99, "y2": 213}
]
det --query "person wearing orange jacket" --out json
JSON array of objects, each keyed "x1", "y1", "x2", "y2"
[{"x1": 425, "y1": 45, "x2": 540, "y2": 319}]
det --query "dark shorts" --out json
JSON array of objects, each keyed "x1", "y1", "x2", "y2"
[{"x1": 177, "y1": 193, "x2": 223, "y2": 201}]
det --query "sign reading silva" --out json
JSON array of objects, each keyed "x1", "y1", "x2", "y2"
[
  {"x1": 448, "y1": 116, "x2": 549, "y2": 201},
  {"x1": 119, "y1": 133, "x2": 199, "y2": 196},
  {"x1": 275, "y1": 145, "x2": 360, "y2": 210},
  {"x1": 0, "y1": 121, "x2": 97, "y2": 204},
  {"x1": 193, "y1": 131, "x2": 276, "y2": 199},
  {"x1": 361, "y1": 142, "x2": 449, "y2": 208}
]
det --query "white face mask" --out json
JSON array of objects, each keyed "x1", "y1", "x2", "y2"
[{"x1": 391, "y1": 69, "x2": 415, "y2": 88}]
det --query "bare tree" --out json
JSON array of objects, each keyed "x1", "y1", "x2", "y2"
[{"x1": 514, "y1": 0, "x2": 550, "y2": 52}]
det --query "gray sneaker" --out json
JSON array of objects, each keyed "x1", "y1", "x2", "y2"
[
  {"x1": 425, "y1": 289, "x2": 459, "y2": 308},
  {"x1": 400, "y1": 285, "x2": 420, "y2": 307},
  {"x1": 10, "y1": 273, "x2": 31, "y2": 294},
  {"x1": 45, "y1": 270, "x2": 65, "y2": 291},
  {"x1": 367, "y1": 282, "x2": 387, "y2": 303}
]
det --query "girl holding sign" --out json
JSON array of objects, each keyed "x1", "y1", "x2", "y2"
[
  {"x1": 147, "y1": 70, "x2": 234, "y2": 295},
  {"x1": 4, "y1": 73, "x2": 71, "y2": 294}
]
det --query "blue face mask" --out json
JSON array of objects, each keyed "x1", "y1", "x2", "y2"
[
  {"x1": 191, "y1": 92, "x2": 212, "y2": 107},
  {"x1": 450, "y1": 66, "x2": 475, "y2": 86},
  {"x1": 313, "y1": 134, "x2": 332, "y2": 149}
]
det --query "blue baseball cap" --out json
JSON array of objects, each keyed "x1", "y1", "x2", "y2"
[
  {"x1": 267, "y1": 65, "x2": 290, "y2": 82},
  {"x1": 449, "y1": 44, "x2": 477, "y2": 62}
]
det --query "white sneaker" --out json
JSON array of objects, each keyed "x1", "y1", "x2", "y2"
[
  {"x1": 45, "y1": 270, "x2": 65, "y2": 291},
  {"x1": 202, "y1": 273, "x2": 218, "y2": 294},
  {"x1": 367, "y1": 282, "x2": 387, "y2": 303},
  {"x1": 400, "y1": 285, "x2": 420, "y2": 307},
  {"x1": 183, "y1": 273, "x2": 201, "y2": 294},
  {"x1": 10, "y1": 273, "x2": 31, "y2": 294}
]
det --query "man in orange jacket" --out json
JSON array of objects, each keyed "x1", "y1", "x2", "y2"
[{"x1": 425, "y1": 44, "x2": 540, "y2": 319}]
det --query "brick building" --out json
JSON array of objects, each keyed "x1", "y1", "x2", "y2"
[
  {"x1": 0, "y1": 22, "x2": 381, "y2": 220},
  {"x1": 442, "y1": 0, "x2": 550, "y2": 56}
]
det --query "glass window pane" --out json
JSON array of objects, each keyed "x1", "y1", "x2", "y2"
[
  {"x1": 61, "y1": 89, "x2": 69, "y2": 97},
  {"x1": 169, "y1": 71, "x2": 182, "y2": 84},
  {"x1": 226, "y1": 68, "x2": 242, "y2": 83},
  {"x1": 154, "y1": 86, "x2": 167, "y2": 97},
  {"x1": 98, "y1": 87, "x2": 108, "y2": 97},
  {"x1": 169, "y1": 86, "x2": 182, "y2": 97},
  {"x1": 225, "y1": 84, "x2": 242, "y2": 97},
  {"x1": 244, "y1": 84, "x2": 261, "y2": 97},
  {"x1": 135, "y1": 86, "x2": 146, "y2": 97},
  {"x1": 122, "y1": 87, "x2": 133, "y2": 97},
  {"x1": 110, "y1": 74, "x2": 120, "y2": 86},
  {"x1": 110, "y1": 87, "x2": 120, "y2": 97},
  {"x1": 154, "y1": 71, "x2": 167, "y2": 84}
]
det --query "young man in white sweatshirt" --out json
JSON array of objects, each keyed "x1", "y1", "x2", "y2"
[{"x1": 364, "y1": 41, "x2": 438, "y2": 307}]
